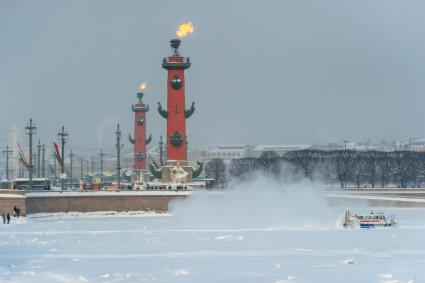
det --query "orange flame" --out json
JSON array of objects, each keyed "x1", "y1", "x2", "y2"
[
  {"x1": 176, "y1": 22, "x2": 194, "y2": 38},
  {"x1": 139, "y1": 82, "x2": 147, "y2": 91}
]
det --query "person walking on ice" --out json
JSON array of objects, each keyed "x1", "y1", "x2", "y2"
[{"x1": 13, "y1": 206, "x2": 20, "y2": 218}]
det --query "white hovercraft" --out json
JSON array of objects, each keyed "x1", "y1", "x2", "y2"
[{"x1": 343, "y1": 210, "x2": 396, "y2": 228}]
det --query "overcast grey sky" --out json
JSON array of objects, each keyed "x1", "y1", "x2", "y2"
[{"x1": 1, "y1": 0, "x2": 425, "y2": 151}]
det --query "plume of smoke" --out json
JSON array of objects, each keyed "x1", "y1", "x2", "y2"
[
  {"x1": 9, "y1": 125, "x2": 20, "y2": 178},
  {"x1": 170, "y1": 172, "x2": 336, "y2": 230}
]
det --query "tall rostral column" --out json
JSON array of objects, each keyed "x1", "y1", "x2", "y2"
[
  {"x1": 129, "y1": 84, "x2": 152, "y2": 171},
  {"x1": 158, "y1": 39, "x2": 195, "y2": 162}
]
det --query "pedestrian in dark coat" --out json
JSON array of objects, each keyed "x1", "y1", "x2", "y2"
[
  {"x1": 14, "y1": 206, "x2": 20, "y2": 218},
  {"x1": 6, "y1": 213, "x2": 10, "y2": 224}
]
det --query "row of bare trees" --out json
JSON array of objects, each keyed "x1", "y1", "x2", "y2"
[{"x1": 204, "y1": 150, "x2": 425, "y2": 188}]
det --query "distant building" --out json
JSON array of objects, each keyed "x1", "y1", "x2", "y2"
[
  {"x1": 191, "y1": 144, "x2": 313, "y2": 161},
  {"x1": 196, "y1": 145, "x2": 252, "y2": 161},
  {"x1": 371, "y1": 143, "x2": 397, "y2": 152},
  {"x1": 187, "y1": 148, "x2": 207, "y2": 162},
  {"x1": 188, "y1": 138, "x2": 425, "y2": 164},
  {"x1": 315, "y1": 141, "x2": 396, "y2": 152},
  {"x1": 251, "y1": 144, "x2": 311, "y2": 158},
  {"x1": 406, "y1": 138, "x2": 425, "y2": 152}
]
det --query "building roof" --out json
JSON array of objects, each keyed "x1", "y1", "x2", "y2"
[
  {"x1": 216, "y1": 145, "x2": 250, "y2": 150},
  {"x1": 253, "y1": 144, "x2": 311, "y2": 151}
]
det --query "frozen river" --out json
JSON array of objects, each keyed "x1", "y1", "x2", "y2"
[{"x1": 0, "y1": 185, "x2": 424, "y2": 283}]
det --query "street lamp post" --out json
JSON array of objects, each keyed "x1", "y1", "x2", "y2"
[
  {"x1": 343, "y1": 138, "x2": 349, "y2": 188},
  {"x1": 185, "y1": 135, "x2": 188, "y2": 160},
  {"x1": 25, "y1": 119, "x2": 37, "y2": 190},
  {"x1": 41, "y1": 144, "x2": 46, "y2": 178},
  {"x1": 18, "y1": 159, "x2": 22, "y2": 178},
  {"x1": 86, "y1": 159, "x2": 89, "y2": 177},
  {"x1": 159, "y1": 135, "x2": 164, "y2": 166},
  {"x1": 2, "y1": 146, "x2": 13, "y2": 182},
  {"x1": 116, "y1": 124, "x2": 122, "y2": 190},
  {"x1": 57, "y1": 126, "x2": 69, "y2": 190},
  {"x1": 99, "y1": 150, "x2": 106, "y2": 188},
  {"x1": 91, "y1": 156, "x2": 95, "y2": 176},
  {"x1": 80, "y1": 158, "x2": 84, "y2": 180},
  {"x1": 37, "y1": 140, "x2": 41, "y2": 177},
  {"x1": 53, "y1": 154, "x2": 57, "y2": 186},
  {"x1": 69, "y1": 150, "x2": 74, "y2": 188}
]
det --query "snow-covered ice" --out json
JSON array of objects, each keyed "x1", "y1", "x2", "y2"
[
  {"x1": 0, "y1": 179, "x2": 423, "y2": 282},
  {"x1": 0, "y1": 208, "x2": 423, "y2": 282}
]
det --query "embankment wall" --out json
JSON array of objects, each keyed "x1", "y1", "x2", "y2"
[{"x1": 0, "y1": 191, "x2": 188, "y2": 215}]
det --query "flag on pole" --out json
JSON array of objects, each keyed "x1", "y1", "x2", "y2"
[
  {"x1": 17, "y1": 141, "x2": 29, "y2": 169},
  {"x1": 53, "y1": 142, "x2": 63, "y2": 166}
]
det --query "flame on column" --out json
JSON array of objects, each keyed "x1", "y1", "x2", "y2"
[
  {"x1": 139, "y1": 82, "x2": 147, "y2": 91},
  {"x1": 176, "y1": 22, "x2": 194, "y2": 38}
]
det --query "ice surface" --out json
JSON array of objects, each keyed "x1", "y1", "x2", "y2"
[
  {"x1": 0, "y1": 179, "x2": 423, "y2": 282},
  {"x1": 341, "y1": 257, "x2": 355, "y2": 264},
  {"x1": 0, "y1": 209, "x2": 422, "y2": 282}
]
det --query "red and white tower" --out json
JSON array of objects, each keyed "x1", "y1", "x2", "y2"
[
  {"x1": 158, "y1": 39, "x2": 195, "y2": 162},
  {"x1": 129, "y1": 88, "x2": 152, "y2": 170}
]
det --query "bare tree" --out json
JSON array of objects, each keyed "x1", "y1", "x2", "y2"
[
  {"x1": 349, "y1": 152, "x2": 366, "y2": 188},
  {"x1": 363, "y1": 150, "x2": 380, "y2": 188},
  {"x1": 225, "y1": 149, "x2": 425, "y2": 189},
  {"x1": 284, "y1": 149, "x2": 323, "y2": 180},
  {"x1": 316, "y1": 151, "x2": 337, "y2": 185},
  {"x1": 388, "y1": 151, "x2": 414, "y2": 188},
  {"x1": 330, "y1": 150, "x2": 356, "y2": 188},
  {"x1": 229, "y1": 158, "x2": 259, "y2": 180},
  {"x1": 377, "y1": 152, "x2": 391, "y2": 188},
  {"x1": 205, "y1": 159, "x2": 226, "y2": 185},
  {"x1": 411, "y1": 151, "x2": 425, "y2": 187},
  {"x1": 259, "y1": 151, "x2": 279, "y2": 159}
]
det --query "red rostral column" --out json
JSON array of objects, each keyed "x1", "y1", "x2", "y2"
[
  {"x1": 158, "y1": 39, "x2": 195, "y2": 161},
  {"x1": 129, "y1": 89, "x2": 152, "y2": 170}
]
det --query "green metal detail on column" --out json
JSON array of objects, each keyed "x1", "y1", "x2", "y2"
[
  {"x1": 170, "y1": 75, "x2": 182, "y2": 89},
  {"x1": 157, "y1": 102, "x2": 168, "y2": 118},
  {"x1": 146, "y1": 134, "x2": 152, "y2": 145},
  {"x1": 149, "y1": 162, "x2": 162, "y2": 180},
  {"x1": 170, "y1": 131, "x2": 184, "y2": 147},
  {"x1": 192, "y1": 161, "x2": 203, "y2": 179},
  {"x1": 185, "y1": 102, "x2": 195, "y2": 118},
  {"x1": 137, "y1": 118, "x2": 145, "y2": 126},
  {"x1": 128, "y1": 133, "x2": 135, "y2": 145},
  {"x1": 162, "y1": 58, "x2": 191, "y2": 70},
  {"x1": 136, "y1": 92, "x2": 144, "y2": 103},
  {"x1": 132, "y1": 104, "x2": 149, "y2": 113}
]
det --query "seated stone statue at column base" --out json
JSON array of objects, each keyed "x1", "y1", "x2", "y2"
[{"x1": 170, "y1": 162, "x2": 189, "y2": 184}]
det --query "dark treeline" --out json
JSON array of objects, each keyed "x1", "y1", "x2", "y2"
[{"x1": 204, "y1": 150, "x2": 425, "y2": 188}]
